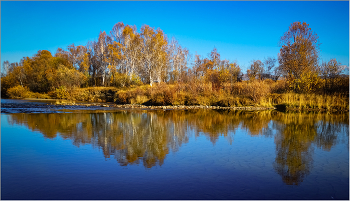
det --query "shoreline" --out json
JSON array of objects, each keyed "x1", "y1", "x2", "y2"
[
  {"x1": 53, "y1": 102, "x2": 348, "y2": 112},
  {"x1": 2, "y1": 98, "x2": 348, "y2": 112},
  {"x1": 54, "y1": 102, "x2": 276, "y2": 111}
]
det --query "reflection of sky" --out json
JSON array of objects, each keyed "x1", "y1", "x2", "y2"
[{"x1": 312, "y1": 143, "x2": 349, "y2": 175}]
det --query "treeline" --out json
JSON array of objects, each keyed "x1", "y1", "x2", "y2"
[{"x1": 1, "y1": 21, "x2": 349, "y2": 107}]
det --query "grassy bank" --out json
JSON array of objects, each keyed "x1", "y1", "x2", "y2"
[{"x1": 5, "y1": 80, "x2": 349, "y2": 112}]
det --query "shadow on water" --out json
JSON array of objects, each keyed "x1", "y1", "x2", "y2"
[{"x1": 6, "y1": 109, "x2": 349, "y2": 185}]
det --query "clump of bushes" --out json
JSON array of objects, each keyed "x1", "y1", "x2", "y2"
[
  {"x1": 146, "y1": 83, "x2": 175, "y2": 106},
  {"x1": 47, "y1": 87, "x2": 119, "y2": 102},
  {"x1": 27, "y1": 92, "x2": 51, "y2": 99},
  {"x1": 114, "y1": 90, "x2": 131, "y2": 104},
  {"x1": 7, "y1": 85, "x2": 30, "y2": 99},
  {"x1": 110, "y1": 73, "x2": 143, "y2": 88},
  {"x1": 7, "y1": 85, "x2": 51, "y2": 99},
  {"x1": 270, "y1": 79, "x2": 289, "y2": 93},
  {"x1": 131, "y1": 95, "x2": 149, "y2": 105},
  {"x1": 54, "y1": 86, "x2": 70, "y2": 99}
]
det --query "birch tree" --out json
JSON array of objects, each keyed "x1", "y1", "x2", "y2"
[
  {"x1": 153, "y1": 28, "x2": 168, "y2": 83},
  {"x1": 140, "y1": 25, "x2": 156, "y2": 86},
  {"x1": 96, "y1": 31, "x2": 110, "y2": 86},
  {"x1": 168, "y1": 38, "x2": 189, "y2": 83},
  {"x1": 123, "y1": 25, "x2": 142, "y2": 80}
]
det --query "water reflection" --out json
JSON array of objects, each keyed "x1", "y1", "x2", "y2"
[
  {"x1": 6, "y1": 110, "x2": 349, "y2": 185},
  {"x1": 272, "y1": 113, "x2": 317, "y2": 185}
]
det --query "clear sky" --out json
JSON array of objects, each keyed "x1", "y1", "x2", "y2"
[{"x1": 1, "y1": 1, "x2": 349, "y2": 72}]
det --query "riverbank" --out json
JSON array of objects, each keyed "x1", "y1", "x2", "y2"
[
  {"x1": 3, "y1": 83, "x2": 349, "y2": 112},
  {"x1": 54, "y1": 101, "x2": 276, "y2": 111},
  {"x1": 54, "y1": 101, "x2": 348, "y2": 112}
]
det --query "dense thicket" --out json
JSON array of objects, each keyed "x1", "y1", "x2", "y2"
[{"x1": 1, "y1": 21, "x2": 349, "y2": 104}]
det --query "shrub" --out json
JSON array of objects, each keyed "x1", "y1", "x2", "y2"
[
  {"x1": 27, "y1": 92, "x2": 51, "y2": 99},
  {"x1": 172, "y1": 92, "x2": 187, "y2": 105},
  {"x1": 130, "y1": 95, "x2": 149, "y2": 104},
  {"x1": 264, "y1": 79, "x2": 275, "y2": 85},
  {"x1": 271, "y1": 79, "x2": 289, "y2": 93},
  {"x1": 147, "y1": 83, "x2": 175, "y2": 106},
  {"x1": 239, "y1": 97, "x2": 254, "y2": 106},
  {"x1": 54, "y1": 86, "x2": 70, "y2": 99},
  {"x1": 185, "y1": 94, "x2": 199, "y2": 106},
  {"x1": 114, "y1": 90, "x2": 131, "y2": 104},
  {"x1": 130, "y1": 74, "x2": 143, "y2": 86},
  {"x1": 196, "y1": 95, "x2": 212, "y2": 106},
  {"x1": 110, "y1": 72, "x2": 132, "y2": 87},
  {"x1": 69, "y1": 88, "x2": 91, "y2": 101},
  {"x1": 7, "y1": 85, "x2": 30, "y2": 99}
]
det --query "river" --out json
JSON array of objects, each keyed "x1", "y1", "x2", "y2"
[{"x1": 1, "y1": 99, "x2": 349, "y2": 199}]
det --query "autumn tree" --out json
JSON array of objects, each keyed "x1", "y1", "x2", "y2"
[
  {"x1": 247, "y1": 60, "x2": 264, "y2": 80},
  {"x1": 107, "y1": 40, "x2": 123, "y2": 86},
  {"x1": 278, "y1": 22, "x2": 320, "y2": 92},
  {"x1": 85, "y1": 40, "x2": 99, "y2": 86},
  {"x1": 168, "y1": 37, "x2": 189, "y2": 83},
  {"x1": 227, "y1": 61, "x2": 242, "y2": 85},
  {"x1": 22, "y1": 50, "x2": 55, "y2": 92},
  {"x1": 192, "y1": 54, "x2": 206, "y2": 80},
  {"x1": 54, "y1": 48, "x2": 73, "y2": 69},
  {"x1": 49, "y1": 64, "x2": 87, "y2": 90},
  {"x1": 87, "y1": 38, "x2": 109, "y2": 86},
  {"x1": 191, "y1": 48, "x2": 242, "y2": 90},
  {"x1": 110, "y1": 22, "x2": 125, "y2": 44},
  {"x1": 67, "y1": 43, "x2": 79, "y2": 69},
  {"x1": 152, "y1": 28, "x2": 169, "y2": 83},
  {"x1": 263, "y1": 57, "x2": 280, "y2": 80},
  {"x1": 75, "y1": 45, "x2": 90, "y2": 81},
  {"x1": 210, "y1": 47, "x2": 220, "y2": 70},
  {"x1": 140, "y1": 25, "x2": 155, "y2": 85},
  {"x1": 1, "y1": 61, "x2": 25, "y2": 97},
  {"x1": 122, "y1": 25, "x2": 142, "y2": 82},
  {"x1": 320, "y1": 59, "x2": 345, "y2": 94},
  {"x1": 140, "y1": 25, "x2": 168, "y2": 86},
  {"x1": 97, "y1": 31, "x2": 111, "y2": 86}
]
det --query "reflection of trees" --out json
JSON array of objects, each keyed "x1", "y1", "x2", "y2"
[
  {"x1": 272, "y1": 114, "x2": 316, "y2": 185},
  {"x1": 314, "y1": 113, "x2": 349, "y2": 151},
  {"x1": 239, "y1": 111, "x2": 274, "y2": 137},
  {"x1": 271, "y1": 112, "x2": 348, "y2": 185},
  {"x1": 167, "y1": 109, "x2": 241, "y2": 144},
  {"x1": 7, "y1": 110, "x2": 348, "y2": 174},
  {"x1": 7, "y1": 111, "x2": 187, "y2": 168}
]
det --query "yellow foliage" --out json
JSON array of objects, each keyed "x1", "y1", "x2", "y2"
[{"x1": 7, "y1": 85, "x2": 30, "y2": 99}]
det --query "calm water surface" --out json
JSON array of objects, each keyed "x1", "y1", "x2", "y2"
[{"x1": 1, "y1": 100, "x2": 349, "y2": 199}]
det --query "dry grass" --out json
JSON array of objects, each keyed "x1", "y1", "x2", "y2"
[
  {"x1": 261, "y1": 92, "x2": 349, "y2": 111},
  {"x1": 7, "y1": 79, "x2": 348, "y2": 111}
]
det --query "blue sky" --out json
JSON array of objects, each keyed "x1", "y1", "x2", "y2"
[{"x1": 1, "y1": 1, "x2": 349, "y2": 72}]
